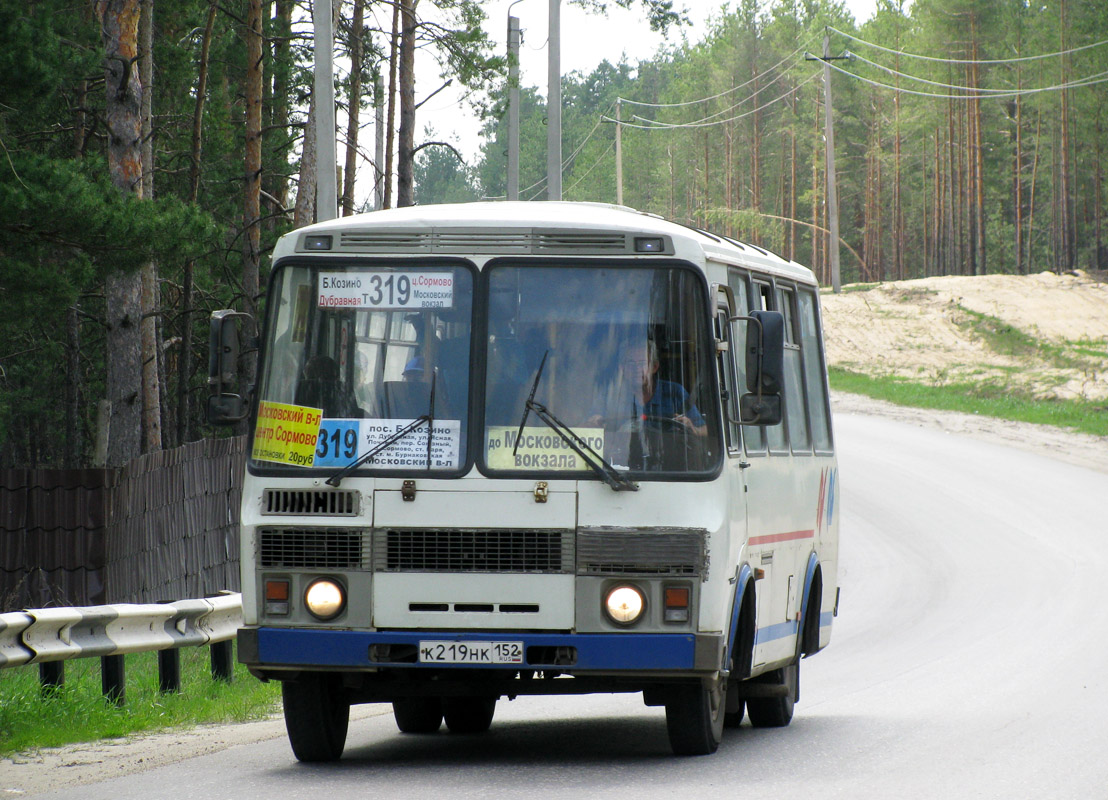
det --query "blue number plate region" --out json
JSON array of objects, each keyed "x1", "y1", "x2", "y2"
[{"x1": 313, "y1": 420, "x2": 360, "y2": 467}]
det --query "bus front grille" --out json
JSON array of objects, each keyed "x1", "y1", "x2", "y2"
[
  {"x1": 576, "y1": 528, "x2": 708, "y2": 579},
  {"x1": 261, "y1": 489, "x2": 359, "y2": 516},
  {"x1": 374, "y1": 529, "x2": 573, "y2": 573},
  {"x1": 259, "y1": 527, "x2": 370, "y2": 569}
]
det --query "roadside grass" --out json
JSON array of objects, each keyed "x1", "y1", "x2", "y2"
[
  {"x1": 954, "y1": 307, "x2": 1106, "y2": 373},
  {"x1": 0, "y1": 648, "x2": 279, "y2": 757},
  {"x1": 829, "y1": 367, "x2": 1108, "y2": 438}
]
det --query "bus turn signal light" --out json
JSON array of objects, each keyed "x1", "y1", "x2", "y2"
[
  {"x1": 265, "y1": 579, "x2": 290, "y2": 616},
  {"x1": 664, "y1": 587, "x2": 690, "y2": 622}
]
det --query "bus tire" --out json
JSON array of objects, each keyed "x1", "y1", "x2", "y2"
[
  {"x1": 282, "y1": 674, "x2": 350, "y2": 762},
  {"x1": 746, "y1": 661, "x2": 797, "y2": 728},
  {"x1": 665, "y1": 676, "x2": 725, "y2": 755},
  {"x1": 393, "y1": 698, "x2": 443, "y2": 733},
  {"x1": 443, "y1": 696, "x2": 496, "y2": 734}
]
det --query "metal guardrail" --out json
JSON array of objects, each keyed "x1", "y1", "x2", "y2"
[
  {"x1": 0, "y1": 593, "x2": 243, "y2": 702},
  {"x1": 0, "y1": 593, "x2": 242, "y2": 668}
]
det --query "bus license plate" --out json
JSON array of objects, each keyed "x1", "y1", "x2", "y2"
[{"x1": 418, "y1": 641, "x2": 524, "y2": 665}]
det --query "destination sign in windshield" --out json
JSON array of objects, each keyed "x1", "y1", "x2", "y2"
[{"x1": 318, "y1": 271, "x2": 454, "y2": 309}]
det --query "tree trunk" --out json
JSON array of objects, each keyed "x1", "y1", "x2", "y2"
[
  {"x1": 396, "y1": 0, "x2": 417, "y2": 207},
  {"x1": 65, "y1": 306, "x2": 81, "y2": 466},
  {"x1": 1058, "y1": 0, "x2": 1074, "y2": 269},
  {"x1": 97, "y1": 0, "x2": 144, "y2": 468},
  {"x1": 244, "y1": 0, "x2": 263, "y2": 315},
  {"x1": 139, "y1": 0, "x2": 161, "y2": 452},
  {"x1": 272, "y1": 0, "x2": 293, "y2": 214},
  {"x1": 177, "y1": 0, "x2": 217, "y2": 445},
  {"x1": 383, "y1": 0, "x2": 400, "y2": 209},
  {"x1": 342, "y1": 0, "x2": 365, "y2": 215}
]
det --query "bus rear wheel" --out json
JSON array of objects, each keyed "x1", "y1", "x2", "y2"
[
  {"x1": 443, "y1": 696, "x2": 496, "y2": 734},
  {"x1": 746, "y1": 660, "x2": 797, "y2": 728},
  {"x1": 664, "y1": 676, "x2": 725, "y2": 755},
  {"x1": 393, "y1": 697, "x2": 443, "y2": 733},
  {"x1": 282, "y1": 674, "x2": 350, "y2": 762}
]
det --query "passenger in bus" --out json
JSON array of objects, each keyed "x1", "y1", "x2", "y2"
[
  {"x1": 295, "y1": 355, "x2": 363, "y2": 418},
  {"x1": 402, "y1": 355, "x2": 425, "y2": 381}
]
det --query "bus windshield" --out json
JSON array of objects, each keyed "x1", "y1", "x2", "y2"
[
  {"x1": 483, "y1": 265, "x2": 720, "y2": 477},
  {"x1": 251, "y1": 262, "x2": 474, "y2": 474}
]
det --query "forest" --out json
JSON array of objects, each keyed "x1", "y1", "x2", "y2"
[{"x1": 1, "y1": 0, "x2": 1105, "y2": 469}]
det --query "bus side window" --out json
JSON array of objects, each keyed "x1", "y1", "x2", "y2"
[
  {"x1": 761, "y1": 283, "x2": 788, "y2": 455},
  {"x1": 714, "y1": 304, "x2": 740, "y2": 454},
  {"x1": 779, "y1": 287, "x2": 811, "y2": 453},
  {"x1": 729, "y1": 271, "x2": 763, "y2": 453},
  {"x1": 798, "y1": 288, "x2": 833, "y2": 452}
]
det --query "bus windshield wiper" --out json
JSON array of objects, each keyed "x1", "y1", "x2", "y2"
[
  {"x1": 513, "y1": 353, "x2": 637, "y2": 492},
  {"x1": 325, "y1": 371, "x2": 437, "y2": 487}
]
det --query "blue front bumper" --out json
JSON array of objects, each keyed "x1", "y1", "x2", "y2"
[{"x1": 240, "y1": 627, "x2": 721, "y2": 672}]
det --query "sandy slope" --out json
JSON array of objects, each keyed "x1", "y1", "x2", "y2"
[{"x1": 820, "y1": 270, "x2": 1108, "y2": 401}]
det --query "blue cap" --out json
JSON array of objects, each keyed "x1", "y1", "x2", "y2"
[{"x1": 403, "y1": 355, "x2": 425, "y2": 376}]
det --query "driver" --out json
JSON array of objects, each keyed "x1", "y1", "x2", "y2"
[{"x1": 594, "y1": 339, "x2": 707, "y2": 437}]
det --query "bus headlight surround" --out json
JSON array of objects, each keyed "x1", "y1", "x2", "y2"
[
  {"x1": 605, "y1": 584, "x2": 646, "y2": 625},
  {"x1": 304, "y1": 578, "x2": 346, "y2": 620}
]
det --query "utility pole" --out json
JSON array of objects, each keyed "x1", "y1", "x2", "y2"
[
  {"x1": 314, "y1": 0, "x2": 338, "y2": 221},
  {"x1": 507, "y1": 12, "x2": 521, "y2": 201},
  {"x1": 546, "y1": 0, "x2": 561, "y2": 201},
  {"x1": 615, "y1": 98, "x2": 623, "y2": 205},
  {"x1": 806, "y1": 33, "x2": 849, "y2": 292}
]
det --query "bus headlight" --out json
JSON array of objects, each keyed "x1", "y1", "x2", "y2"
[
  {"x1": 304, "y1": 578, "x2": 345, "y2": 620},
  {"x1": 605, "y1": 585, "x2": 646, "y2": 625}
]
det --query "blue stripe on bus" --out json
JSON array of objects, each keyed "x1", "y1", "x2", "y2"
[
  {"x1": 754, "y1": 620, "x2": 798, "y2": 645},
  {"x1": 254, "y1": 628, "x2": 700, "y2": 671}
]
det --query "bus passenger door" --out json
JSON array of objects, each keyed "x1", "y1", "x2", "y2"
[{"x1": 713, "y1": 284, "x2": 749, "y2": 651}]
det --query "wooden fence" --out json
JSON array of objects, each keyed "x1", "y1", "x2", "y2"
[{"x1": 0, "y1": 436, "x2": 246, "y2": 611}]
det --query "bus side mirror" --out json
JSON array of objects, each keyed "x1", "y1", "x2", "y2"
[
  {"x1": 731, "y1": 310, "x2": 785, "y2": 426},
  {"x1": 206, "y1": 309, "x2": 252, "y2": 425}
]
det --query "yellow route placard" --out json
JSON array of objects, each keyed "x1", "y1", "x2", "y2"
[
  {"x1": 252, "y1": 401, "x2": 324, "y2": 467},
  {"x1": 486, "y1": 426, "x2": 604, "y2": 471}
]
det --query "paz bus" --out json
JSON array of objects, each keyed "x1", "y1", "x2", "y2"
[{"x1": 207, "y1": 201, "x2": 840, "y2": 760}]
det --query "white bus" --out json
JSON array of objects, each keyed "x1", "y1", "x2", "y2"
[{"x1": 208, "y1": 202, "x2": 840, "y2": 760}]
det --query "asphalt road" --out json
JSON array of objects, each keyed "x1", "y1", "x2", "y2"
[{"x1": 26, "y1": 411, "x2": 1108, "y2": 799}]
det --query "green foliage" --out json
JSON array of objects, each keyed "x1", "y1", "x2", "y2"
[
  {"x1": 829, "y1": 368, "x2": 1108, "y2": 438},
  {"x1": 474, "y1": 0, "x2": 1108, "y2": 282},
  {"x1": 0, "y1": 650, "x2": 279, "y2": 756},
  {"x1": 413, "y1": 129, "x2": 479, "y2": 204}
]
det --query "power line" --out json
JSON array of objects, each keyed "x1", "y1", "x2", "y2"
[
  {"x1": 828, "y1": 25, "x2": 1108, "y2": 66},
  {"x1": 566, "y1": 141, "x2": 615, "y2": 195},
  {"x1": 612, "y1": 72, "x2": 820, "y2": 130},
  {"x1": 847, "y1": 50, "x2": 1029, "y2": 94},
  {"x1": 618, "y1": 38, "x2": 816, "y2": 109},
  {"x1": 823, "y1": 57, "x2": 1108, "y2": 100},
  {"x1": 637, "y1": 67, "x2": 798, "y2": 128}
]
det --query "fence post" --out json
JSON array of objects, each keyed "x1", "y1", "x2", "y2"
[
  {"x1": 39, "y1": 661, "x2": 64, "y2": 696},
  {"x1": 158, "y1": 648, "x2": 181, "y2": 693},
  {"x1": 210, "y1": 639, "x2": 233, "y2": 683},
  {"x1": 101, "y1": 654, "x2": 126, "y2": 705}
]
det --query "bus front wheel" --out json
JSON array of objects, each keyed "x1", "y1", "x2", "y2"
[
  {"x1": 664, "y1": 676, "x2": 725, "y2": 755},
  {"x1": 282, "y1": 674, "x2": 350, "y2": 762}
]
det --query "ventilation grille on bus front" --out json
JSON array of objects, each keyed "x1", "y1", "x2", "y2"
[
  {"x1": 259, "y1": 527, "x2": 370, "y2": 570},
  {"x1": 262, "y1": 489, "x2": 359, "y2": 516},
  {"x1": 373, "y1": 529, "x2": 574, "y2": 573},
  {"x1": 576, "y1": 528, "x2": 707, "y2": 579},
  {"x1": 336, "y1": 229, "x2": 633, "y2": 255}
]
